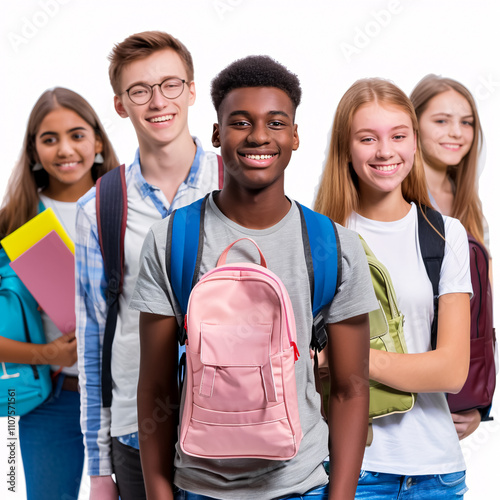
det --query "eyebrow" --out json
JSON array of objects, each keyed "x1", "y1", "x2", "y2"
[
  {"x1": 39, "y1": 126, "x2": 88, "y2": 138},
  {"x1": 228, "y1": 110, "x2": 291, "y2": 119},
  {"x1": 353, "y1": 124, "x2": 411, "y2": 134},
  {"x1": 126, "y1": 76, "x2": 184, "y2": 88},
  {"x1": 430, "y1": 112, "x2": 474, "y2": 119}
]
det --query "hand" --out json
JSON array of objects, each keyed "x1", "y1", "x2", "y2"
[
  {"x1": 452, "y1": 409, "x2": 481, "y2": 440},
  {"x1": 90, "y1": 475, "x2": 119, "y2": 500},
  {"x1": 41, "y1": 331, "x2": 77, "y2": 367}
]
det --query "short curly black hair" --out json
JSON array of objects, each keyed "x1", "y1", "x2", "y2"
[{"x1": 211, "y1": 55, "x2": 302, "y2": 117}]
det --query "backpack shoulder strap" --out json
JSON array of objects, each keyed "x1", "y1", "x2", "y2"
[
  {"x1": 166, "y1": 195, "x2": 208, "y2": 322},
  {"x1": 417, "y1": 205, "x2": 445, "y2": 350},
  {"x1": 95, "y1": 164, "x2": 127, "y2": 408},
  {"x1": 296, "y1": 202, "x2": 341, "y2": 351},
  {"x1": 217, "y1": 155, "x2": 224, "y2": 189}
]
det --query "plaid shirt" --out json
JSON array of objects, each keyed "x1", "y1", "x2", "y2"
[{"x1": 76, "y1": 139, "x2": 221, "y2": 475}]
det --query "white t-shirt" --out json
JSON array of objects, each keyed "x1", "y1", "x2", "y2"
[
  {"x1": 39, "y1": 194, "x2": 78, "y2": 376},
  {"x1": 347, "y1": 203, "x2": 472, "y2": 475}
]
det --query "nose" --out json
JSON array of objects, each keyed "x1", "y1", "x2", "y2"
[
  {"x1": 149, "y1": 85, "x2": 168, "y2": 109},
  {"x1": 448, "y1": 120, "x2": 462, "y2": 138},
  {"x1": 375, "y1": 138, "x2": 394, "y2": 159},
  {"x1": 57, "y1": 138, "x2": 75, "y2": 157},
  {"x1": 247, "y1": 122, "x2": 270, "y2": 145}
]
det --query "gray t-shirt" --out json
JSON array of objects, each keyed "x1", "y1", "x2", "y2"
[{"x1": 130, "y1": 194, "x2": 377, "y2": 499}]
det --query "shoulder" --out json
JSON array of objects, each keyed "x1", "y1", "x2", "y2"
[
  {"x1": 335, "y1": 222, "x2": 362, "y2": 246},
  {"x1": 442, "y1": 214, "x2": 469, "y2": 256},
  {"x1": 443, "y1": 214, "x2": 467, "y2": 238},
  {"x1": 77, "y1": 186, "x2": 97, "y2": 215},
  {"x1": 335, "y1": 222, "x2": 366, "y2": 261}
]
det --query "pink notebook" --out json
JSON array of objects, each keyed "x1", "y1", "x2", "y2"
[{"x1": 10, "y1": 230, "x2": 76, "y2": 334}]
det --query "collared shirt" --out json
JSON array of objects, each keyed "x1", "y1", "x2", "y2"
[{"x1": 76, "y1": 138, "x2": 221, "y2": 476}]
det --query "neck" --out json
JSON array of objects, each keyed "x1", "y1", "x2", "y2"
[
  {"x1": 215, "y1": 181, "x2": 290, "y2": 229},
  {"x1": 356, "y1": 187, "x2": 411, "y2": 222},
  {"x1": 42, "y1": 176, "x2": 94, "y2": 202},
  {"x1": 138, "y1": 133, "x2": 196, "y2": 202},
  {"x1": 423, "y1": 161, "x2": 452, "y2": 193}
]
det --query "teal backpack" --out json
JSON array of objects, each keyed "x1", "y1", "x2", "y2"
[{"x1": 0, "y1": 246, "x2": 51, "y2": 416}]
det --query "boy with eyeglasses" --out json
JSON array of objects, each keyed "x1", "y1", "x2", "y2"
[
  {"x1": 75, "y1": 31, "x2": 222, "y2": 500},
  {"x1": 131, "y1": 55, "x2": 376, "y2": 500}
]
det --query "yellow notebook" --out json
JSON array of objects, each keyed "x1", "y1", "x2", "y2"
[{"x1": 0, "y1": 207, "x2": 74, "y2": 260}]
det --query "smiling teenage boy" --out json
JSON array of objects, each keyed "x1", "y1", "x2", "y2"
[
  {"x1": 75, "y1": 31, "x2": 222, "y2": 500},
  {"x1": 130, "y1": 56, "x2": 378, "y2": 500}
]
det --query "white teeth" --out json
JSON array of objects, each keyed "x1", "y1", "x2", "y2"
[
  {"x1": 245, "y1": 154, "x2": 274, "y2": 160},
  {"x1": 58, "y1": 162, "x2": 78, "y2": 167},
  {"x1": 373, "y1": 164, "x2": 397, "y2": 172},
  {"x1": 442, "y1": 144, "x2": 460, "y2": 150},
  {"x1": 149, "y1": 115, "x2": 173, "y2": 123}
]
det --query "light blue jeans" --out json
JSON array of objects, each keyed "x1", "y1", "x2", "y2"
[
  {"x1": 18, "y1": 374, "x2": 84, "y2": 500},
  {"x1": 355, "y1": 470, "x2": 468, "y2": 499},
  {"x1": 175, "y1": 483, "x2": 328, "y2": 499}
]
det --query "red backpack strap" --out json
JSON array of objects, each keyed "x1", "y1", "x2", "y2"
[
  {"x1": 95, "y1": 164, "x2": 127, "y2": 408},
  {"x1": 217, "y1": 155, "x2": 224, "y2": 189}
]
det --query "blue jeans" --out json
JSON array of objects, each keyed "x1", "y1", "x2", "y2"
[
  {"x1": 19, "y1": 374, "x2": 84, "y2": 500},
  {"x1": 355, "y1": 470, "x2": 468, "y2": 499},
  {"x1": 175, "y1": 484, "x2": 328, "y2": 499}
]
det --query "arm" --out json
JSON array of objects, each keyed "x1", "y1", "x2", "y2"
[
  {"x1": 327, "y1": 313, "x2": 370, "y2": 500},
  {"x1": 0, "y1": 333, "x2": 77, "y2": 366},
  {"x1": 370, "y1": 292, "x2": 470, "y2": 393},
  {"x1": 137, "y1": 313, "x2": 179, "y2": 500},
  {"x1": 75, "y1": 197, "x2": 117, "y2": 498}
]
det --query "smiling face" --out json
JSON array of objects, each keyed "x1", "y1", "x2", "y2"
[
  {"x1": 212, "y1": 87, "x2": 299, "y2": 192},
  {"x1": 418, "y1": 89, "x2": 474, "y2": 170},
  {"x1": 349, "y1": 102, "x2": 416, "y2": 198},
  {"x1": 35, "y1": 107, "x2": 102, "y2": 198},
  {"x1": 114, "y1": 48, "x2": 195, "y2": 151}
]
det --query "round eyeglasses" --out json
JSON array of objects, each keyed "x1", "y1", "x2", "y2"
[{"x1": 123, "y1": 77, "x2": 187, "y2": 105}]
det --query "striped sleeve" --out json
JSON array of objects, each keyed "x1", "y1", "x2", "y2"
[{"x1": 75, "y1": 188, "x2": 113, "y2": 476}]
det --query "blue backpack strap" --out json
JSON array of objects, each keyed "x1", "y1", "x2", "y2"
[
  {"x1": 417, "y1": 205, "x2": 445, "y2": 350},
  {"x1": 296, "y1": 202, "x2": 341, "y2": 352},
  {"x1": 166, "y1": 195, "x2": 208, "y2": 330},
  {"x1": 95, "y1": 164, "x2": 127, "y2": 408}
]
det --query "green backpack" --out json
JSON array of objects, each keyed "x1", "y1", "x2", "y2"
[
  {"x1": 361, "y1": 236, "x2": 416, "y2": 420},
  {"x1": 320, "y1": 237, "x2": 415, "y2": 445}
]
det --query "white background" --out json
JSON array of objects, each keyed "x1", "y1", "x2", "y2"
[{"x1": 1, "y1": 0, "x2": 500, "y2": 498}]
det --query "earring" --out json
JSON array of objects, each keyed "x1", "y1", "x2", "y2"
[
  {"x1": 94, "y1": 153, "x2": 104, "y2": 164},
  {"x1": 32, "y1": 163, "x2": 43, "y2": 171}
]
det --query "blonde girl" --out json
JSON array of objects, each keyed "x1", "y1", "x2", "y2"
[
  {"x1": 0, "y1": 87, "x2": 118, "y2": 500},
  {"x1": 315, "y1": 78, "x2": 471, "y2": 499}
]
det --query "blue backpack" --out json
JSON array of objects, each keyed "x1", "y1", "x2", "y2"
[{"x1": 0, "y1": 247, "x2": 51, "y2": 416}]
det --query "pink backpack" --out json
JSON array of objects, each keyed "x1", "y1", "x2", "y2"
[{"x1": 179, "y1": 238, "x2": 303, "y2": 460}]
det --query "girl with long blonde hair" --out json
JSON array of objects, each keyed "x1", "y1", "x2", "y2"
[{"x1": 315, "y1": 78, "x2": 471, "y2": 498}]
